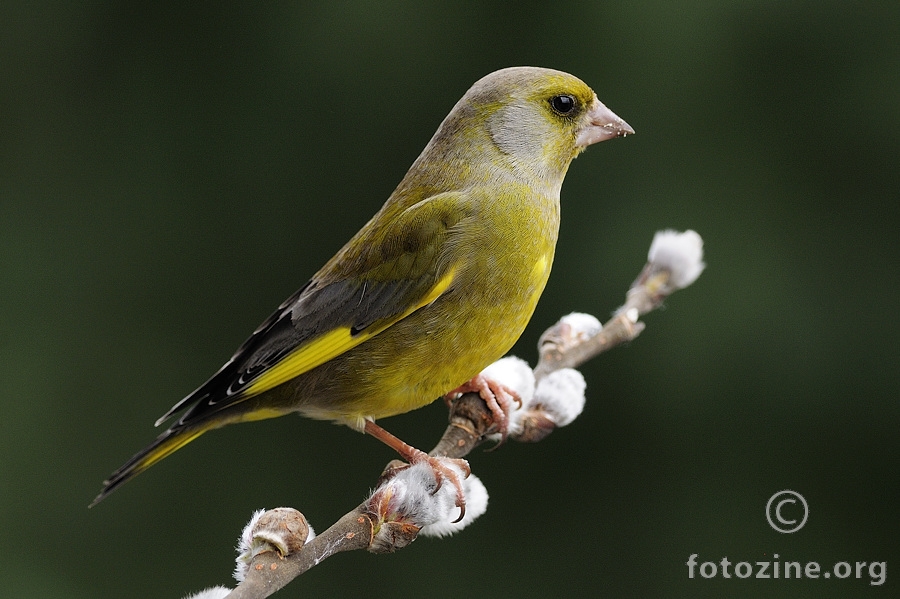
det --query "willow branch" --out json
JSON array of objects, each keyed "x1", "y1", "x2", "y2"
[{"x1": 203, "y1": 230, "x2": 705, "y2": 599}]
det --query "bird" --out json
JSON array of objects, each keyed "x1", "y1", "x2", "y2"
[{"x1": 91, "y1": 66, "x2": 633, "y2": 511}]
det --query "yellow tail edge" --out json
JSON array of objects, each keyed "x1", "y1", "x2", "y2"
[{"x1": 89, "y1": 426, "x2": 207, "y2": 508}]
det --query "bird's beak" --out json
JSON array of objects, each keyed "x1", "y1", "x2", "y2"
[{"x1": 575, "y1": 98, "x2": 634, "y2": 147}]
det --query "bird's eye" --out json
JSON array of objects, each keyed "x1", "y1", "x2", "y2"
[{"x1": 550, "y1": 94, "x2": 577, "y2": 115}]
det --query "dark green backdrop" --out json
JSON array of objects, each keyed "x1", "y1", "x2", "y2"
[{"x1": 2, "y1": 2, "x2": 897, "y2": 597}]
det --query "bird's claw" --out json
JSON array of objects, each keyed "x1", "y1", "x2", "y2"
[
  {"x1": 403, "y1": 448, "x2": 470, "y2": 522},
  {"x1": 445, "y1": 374, "x2": 521, "y2": 445}
]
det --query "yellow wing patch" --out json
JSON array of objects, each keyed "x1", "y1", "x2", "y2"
[
  {"x1": 243, "y1": 326, "x2": 357, "y2": 396},
  {"x1": 242, "y1": 266, "x2": 457, "y2": 398}
]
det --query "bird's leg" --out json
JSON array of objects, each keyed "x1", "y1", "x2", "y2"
[
  {"x1": 444, "y1": 374, "x2": 522, "y2": 444},
  {"x1": 363, "y1": 420, "x2": 470, "y2": 522}
]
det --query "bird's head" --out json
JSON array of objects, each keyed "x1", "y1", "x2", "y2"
[
  {"x1": 401, "y1": 67, "x2": 633, "y2": 200},
  {"x1": 444, "y1": 67, "x2": 633, "y2": 187}
]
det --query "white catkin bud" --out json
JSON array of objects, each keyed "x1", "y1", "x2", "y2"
[
  {"x1": 480, "y1": 356, "x2": 535, "y2": 406},
  {"x1": 234, "y1": 508, "x2": 314, "y2": 582},
  {"x1": 235, "y1": 508, "x2": 267, "y2": 581},
  {"x1": 533, "y1": 369, "x2": 586, "y2": 427},
  {"x1": 647, "y1": 229, "x2": 706, "y2": 289},
  {"x1": 370, "y1": 460, "x2": 480, "y2": 532},
  {"x1": 481, "y1": 356, "x2": 538, "y2": 437},
  {"x1": 182, "y1": 586, "x2": 232, "y2": 599},
  {"x1": 419, "y1": 472, "x2": 489, "y2": 538},
  {"x1": 560, "y1": 312, "x2": 603, "y2": 339}
]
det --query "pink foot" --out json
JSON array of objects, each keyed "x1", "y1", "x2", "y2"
[{"x1": 445, "y1": 374, "x2": 522, "y2": 443}]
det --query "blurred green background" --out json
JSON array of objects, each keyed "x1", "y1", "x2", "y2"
[{"x1": 2, "y1": 1, "x2": 897, "y2": 597}]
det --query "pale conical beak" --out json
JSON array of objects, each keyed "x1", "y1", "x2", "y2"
[{"x1": 575, "y1": 98, "x2": 634, "y2": 147}]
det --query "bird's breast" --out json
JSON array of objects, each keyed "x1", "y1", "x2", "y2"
[{"x1": 300, "y1": 187, "x2": 560, "y2": 423}]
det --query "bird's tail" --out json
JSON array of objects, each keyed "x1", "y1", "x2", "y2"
[{"x1": 89, "y1": 424, "x2": 210, "y2": 507}]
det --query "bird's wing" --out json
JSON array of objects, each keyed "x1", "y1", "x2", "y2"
[{"x1": 158, "y1": 192, "x2": 471, "y2": 427}]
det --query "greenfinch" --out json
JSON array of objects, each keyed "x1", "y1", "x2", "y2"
[{"x1": 92, "y1": 66, "x2": 633, "y2": 508}]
